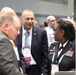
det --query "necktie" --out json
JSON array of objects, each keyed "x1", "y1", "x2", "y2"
[
  {"x1": 59, "y1": 46, "x2": 63, "y2": 51},
  {"x1": 58, "y1": 46, "x2": 63, "y2": 57},
  {"x1": 24, "y1": 31, "x2": 30, "y2": 68},
  {"x1": 10, "y1": 40, "x2": 20, "y2": 60},
  {"x1": 54, "y1": 46, "x2": 63, "y2": 64},
  {"x1": 25, "y1": 31, "x2": 30, "y2": 48}
]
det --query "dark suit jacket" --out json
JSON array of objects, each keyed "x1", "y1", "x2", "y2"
[
  {"x1": 15, "y1": 26, "x2": 50, "y2": 75},
  {"x1": 0, "y1": 30, "x2": 23, "y2": 75},
  {"x1": 49, "y1": 40, "x2": 75, "y2": 71}
]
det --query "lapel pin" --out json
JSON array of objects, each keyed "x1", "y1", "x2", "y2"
[{"x1": 34, "y1": 33, "x2": 36, "y2": 35}]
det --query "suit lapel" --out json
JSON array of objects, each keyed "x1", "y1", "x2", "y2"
[
  {"x1": 19, "y1": 26, "x2": 23, "y2": 49},
  {"x1": 31, "y1": 27, "x2": 38, "y2": 51},
  {"x1": 54, "y1": 42, "x2": 59, "y2": 62}
]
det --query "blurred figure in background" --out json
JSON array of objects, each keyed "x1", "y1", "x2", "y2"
[
  {"x1": 45, "y1": 15, "x2": 56, "y2": 50},
  {"x1": 34, "y1": 20, "x2": 38, "y2": 26},
  {"x1": 0, "y1": 7, "x2": 16, "y2": 15},
  {"x1": 43, "y1": 21, "x2": 48, "y2": 29}
]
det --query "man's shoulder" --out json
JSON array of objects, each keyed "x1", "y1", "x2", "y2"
[
  {"x1": 0, "y1": 31, "x2": 8, "y2": 40},
  {"x1": 33, "y1": 26, "x2": 46, "y2": 32}
]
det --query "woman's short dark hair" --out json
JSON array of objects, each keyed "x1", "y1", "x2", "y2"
[{"x1": 57, "y1": 19, "x2": 75, "y2": 41}]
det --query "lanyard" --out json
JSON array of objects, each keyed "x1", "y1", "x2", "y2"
[{"x1": 52, "y1": 52, "x2": 65, "y2": 64}]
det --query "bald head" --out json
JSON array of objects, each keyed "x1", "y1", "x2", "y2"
[
  {"x1": 0, "y1": 7, "x2": 16, "y2": 15},
  {"x1": 21, "y1": 9, "x2": 34, "y2": 18},
  {"x1": 46, "y1": 15, "x2": 56, "y2": 21},
  {"x1": 46, "y1": 15, "x2": 56, "y2": 28}
]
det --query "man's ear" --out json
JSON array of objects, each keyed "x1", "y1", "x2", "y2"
[{"x1": 3, "y1": 23, "x2": 9, "y2": 31}]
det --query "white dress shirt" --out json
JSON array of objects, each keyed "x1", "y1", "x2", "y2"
[
  {"x1": 10, "y1": 40, "x2": 20, "y2": 61},
  {"x1": 45, "y1": 26, "x2": 55, "y2": 48},
  {"x1": 22, "y1": 26, "x2": 36, "y2": 65}
]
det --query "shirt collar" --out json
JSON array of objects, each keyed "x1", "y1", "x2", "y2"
[
  {"x1": 48, "y1": 26, "x2": 53, "y2": 29},
  {"x1": 59, "y1": 40, "x2": 69, "y2": 48},
  {"x1": 22, "y1": 26, "x2": 32, "y2": 35}
]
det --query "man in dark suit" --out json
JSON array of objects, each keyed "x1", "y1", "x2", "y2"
[
  {"x1": 49, "y1": 19, "x2": 75, "y2": 75},
  {"x1": 0, "y1": 13, "x2": 24, "y2": 75},
  {"x1": 15, "y1": 9, "x2": 50, "y2": 75}
]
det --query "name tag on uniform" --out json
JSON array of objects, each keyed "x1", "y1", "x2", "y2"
[
  {"x1": 22, "y1": 48, "x2": 31, "y2": 61},
  {"x1": 51, "y1": 64, "x2": 59, "y2": 75},
  {"x1": 49, "y1": 49, "x2": 55, "y2": 54}
]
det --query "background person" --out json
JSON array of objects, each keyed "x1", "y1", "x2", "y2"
[
  {"x1": 43, "y1": 21, "x2": 48, "y2": 29},
  {"x1": 0, "y1": 7, "x2": 16, "y2": 15},
  {"x1": 34, "y1": 20, "x2": 38, "y2": 26},
  {"x1": 45, "y1": 15, "x2": 56, "y2": 50}
]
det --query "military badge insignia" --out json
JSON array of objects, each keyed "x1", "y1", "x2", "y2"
[{"x1": 65, "y1": 50, "x2": 74, "y2": 57}]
